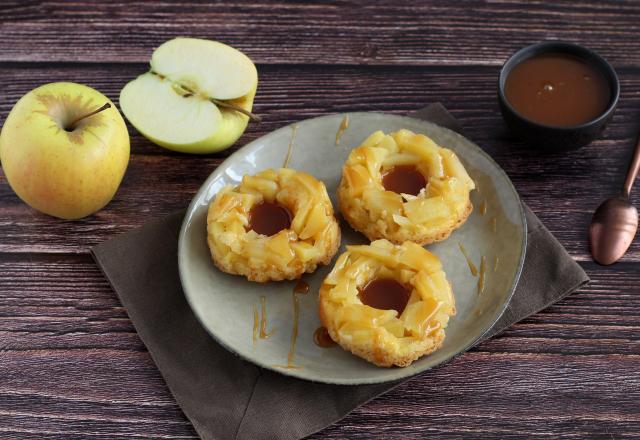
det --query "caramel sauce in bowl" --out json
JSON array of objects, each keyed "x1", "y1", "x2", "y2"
[
  {"x1": 498, "y1": 41, "x2": 619, "y2": 150},
  {"x1": 504, "y1": 54, "x2": 610, "y2": 127}
]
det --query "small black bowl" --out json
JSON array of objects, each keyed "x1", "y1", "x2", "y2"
[{"x1": 498, "y1": 41, "x2": 620, "y2": 150}]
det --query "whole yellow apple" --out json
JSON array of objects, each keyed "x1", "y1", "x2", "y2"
[{"x1": 0, "y1": 82, "x2": 130, "y2": 219}]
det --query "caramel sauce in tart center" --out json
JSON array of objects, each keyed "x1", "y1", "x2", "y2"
[
  {"x1": 358, "y1": 278, "x2": 410, "y2": 315},
  {"x1": 382, "y1": 165, "x2": 426, "y2": 196},
  {"x1": 248, "y1": 201, "x2": 292, "y2": 236}
]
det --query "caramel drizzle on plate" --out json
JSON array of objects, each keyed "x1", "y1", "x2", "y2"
[
  {"x1": 458, "y1": 242, "x2": 478, "y2": 277},
  {"x1": 287, "y1": 291, "x2": 300, "y2": 367},
  {"x1": 293, "y1": 280, "x2": 309, "y2": 294},
  {"x1": 273, "y1": 283, "x2": 306, "y2": 370},
  {"x1": 283, "y1": 124, "x2": 299, "y2": 168},
  {"x1": 479, "y1": 200, "x2": 488, "y2": 215},
  {"x1": 259, "y1": 295, "x2": 274, "y2": 339},
  {"x1": 252, "y1": 304, "x2": 259, "y2": 347},
  {"x1": 335, "y1": 115, "x2": 349, "y2": 146},
  {"x1": 313, "y1": 326, "x2": 337, "y2": 348},
  {"x1": 477, "y1": 256, "x2": 487, "y2": 295}
]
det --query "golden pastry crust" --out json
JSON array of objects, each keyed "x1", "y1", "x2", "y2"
[
  {"x1": 319, "y1": 239, "x2": 456, "y2": 367},
  {"x1": 338, "y1": 129, "x2": 475, "y2": 245},
  {"x1": 207, "y1": 168, "x2": 341, "y2": 282}
]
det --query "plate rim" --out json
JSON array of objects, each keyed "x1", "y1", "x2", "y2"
[{"x1": 178, "y1": 111, "x2": 528, "y2": 384}]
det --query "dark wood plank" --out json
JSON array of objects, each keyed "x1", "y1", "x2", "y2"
[
  {"x1": 1, "y1": 64, "x2": 639, "y2": 260},
  {"x1": 0, "y1": 255, "x2": 638, "y2": 354},
  {"x1": 0, "y1": 350, "x2": 198, "y2": 439},
  {"x1": 0, "y1": 253, "x2": 638, "y2": 438},
  {"x1": 2, "y1": 1, "x2": 640, "y2": 66},
  {"x1": 312, "y1": 352, "x2": 640, "y2": 439},
  {"x1": 3, "y1": 351, "x2": 638, "y2": 439},
  {"x1": 0, "y1": 62, "x2": 639, "y2": 155}
]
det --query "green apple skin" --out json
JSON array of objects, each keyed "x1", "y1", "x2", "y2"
[
  {"x1": 0, "y1": 82, "x2": 130, "y2": 220},
  {"x1": 123, "y1": 83, "x2": 257, "y2": 155}
]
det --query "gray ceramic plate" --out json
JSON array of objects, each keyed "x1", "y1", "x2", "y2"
[{"x1": 178, "y1": 112, "x2": 526, "y2": 385}]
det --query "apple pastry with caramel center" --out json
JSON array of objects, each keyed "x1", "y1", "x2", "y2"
[
  {"x1": 338, "y1": 129, "x2": 476, "y2": 245},
  {"x1": 207, "y1": 168, "x2": 341, "y2": 282},
  {"x1": 319, "y1": 239, "x2": 456, "y2": 367}
]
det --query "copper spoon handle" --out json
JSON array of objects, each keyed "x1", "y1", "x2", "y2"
[{"x1": 623, "y1": 133, "x2": 640, "y2": 197}]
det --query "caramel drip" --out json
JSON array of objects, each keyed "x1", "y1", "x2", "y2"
[
  {"x1": 252, "y1": 304, "x2": 259, "y2": 347},
  {"x1": 272, "y1": 364, "x2": 302, "y2": 370},
  {"x1": 491, "y1": 217, "x2": 497, "y2": 233},
  {"x1": 283, "y1": 124, "x2": 299, "y2": 168},
  {"x1": 458, "y1": 242, "x2": 478, "y2": 277},
  {"x1": 275, "y1": 286, "x2": 304, "y2": 369},
  {"x1": 313, "y1": 326, "x2": 337, "y2": 348},
  {"x1": 259, "y1": 295, "x2": 274, "y2": 339},
  {"x1": 479, "y1": 200, "x2": 487, "y2": 215},
  {"x1": 335, "y1": 115, "x2": 349, "y2": 146},
  {"x1": 477, "y1": 256, "x2": 487, "y2": 295},
  {"x1": 287, "y1": 291, "x2": 301, "y2": 367},
  {"x1": 293, "y1": 280, "x2": 309, "y2": 294},
  {"x1": 493, "y1": 255, "x2": 499, "y2": 272}
]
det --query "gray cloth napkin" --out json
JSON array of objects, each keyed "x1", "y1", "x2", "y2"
[{"x1": 91, "y1": 104, "x2": 589, "y2": 440}]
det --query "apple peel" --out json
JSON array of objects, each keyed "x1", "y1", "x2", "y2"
[{"x1": 120, "y1": 37, "x2": 259, "y2": 154}]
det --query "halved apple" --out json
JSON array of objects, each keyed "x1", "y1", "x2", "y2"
[{"x1": 120, "y1": 38, "x2": 258, "y2": 154}]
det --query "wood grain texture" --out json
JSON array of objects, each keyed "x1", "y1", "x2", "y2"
[
  {"x1": 1, "y1": 64, "x2": 639, "y2": 260},
  {"x1": 1, "y1": 1, "x2": 640, "y2": 66},
  {"x1": 1, "y1": 256, "x2": 637, "y2": 354},
  {"x1": 313, "y1": 353, "x2": 640, "y2": 439},
  {"x1": 0, "y1": 254, "x2": 638, "y2": 439}
]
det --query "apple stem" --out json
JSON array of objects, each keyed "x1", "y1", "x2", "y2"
[
  {"x1": 67, "y1": 103, "x2": 111, "y2": 130},
  {"x1": 209, "y1": 98, "x2": 262, "y2": 122}
]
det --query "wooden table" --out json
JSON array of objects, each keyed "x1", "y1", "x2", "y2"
[{"x1": 1, "y1": 1, "x2": 639, "y2": 438}]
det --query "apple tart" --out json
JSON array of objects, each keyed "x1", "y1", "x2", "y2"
[
  {"x1": 207, "y1": 168, "x2": 341, "y2": 282},
  {"x1": 338, "y1": 129, "x2": 475, "y2": 245},
  {"x1": 319, "y1": 239, "x2": 455, "y2": 367}
]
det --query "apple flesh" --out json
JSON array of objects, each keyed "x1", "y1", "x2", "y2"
[
  {"x1": 0, "y1": 82, "x2": 130, "y2": 220},
  {"x1": 150, "y1": 37, "x2": 257, "y2": 100},
  {"x1": 120, "y1": 38, "x2": 258, "y2": 154}
]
